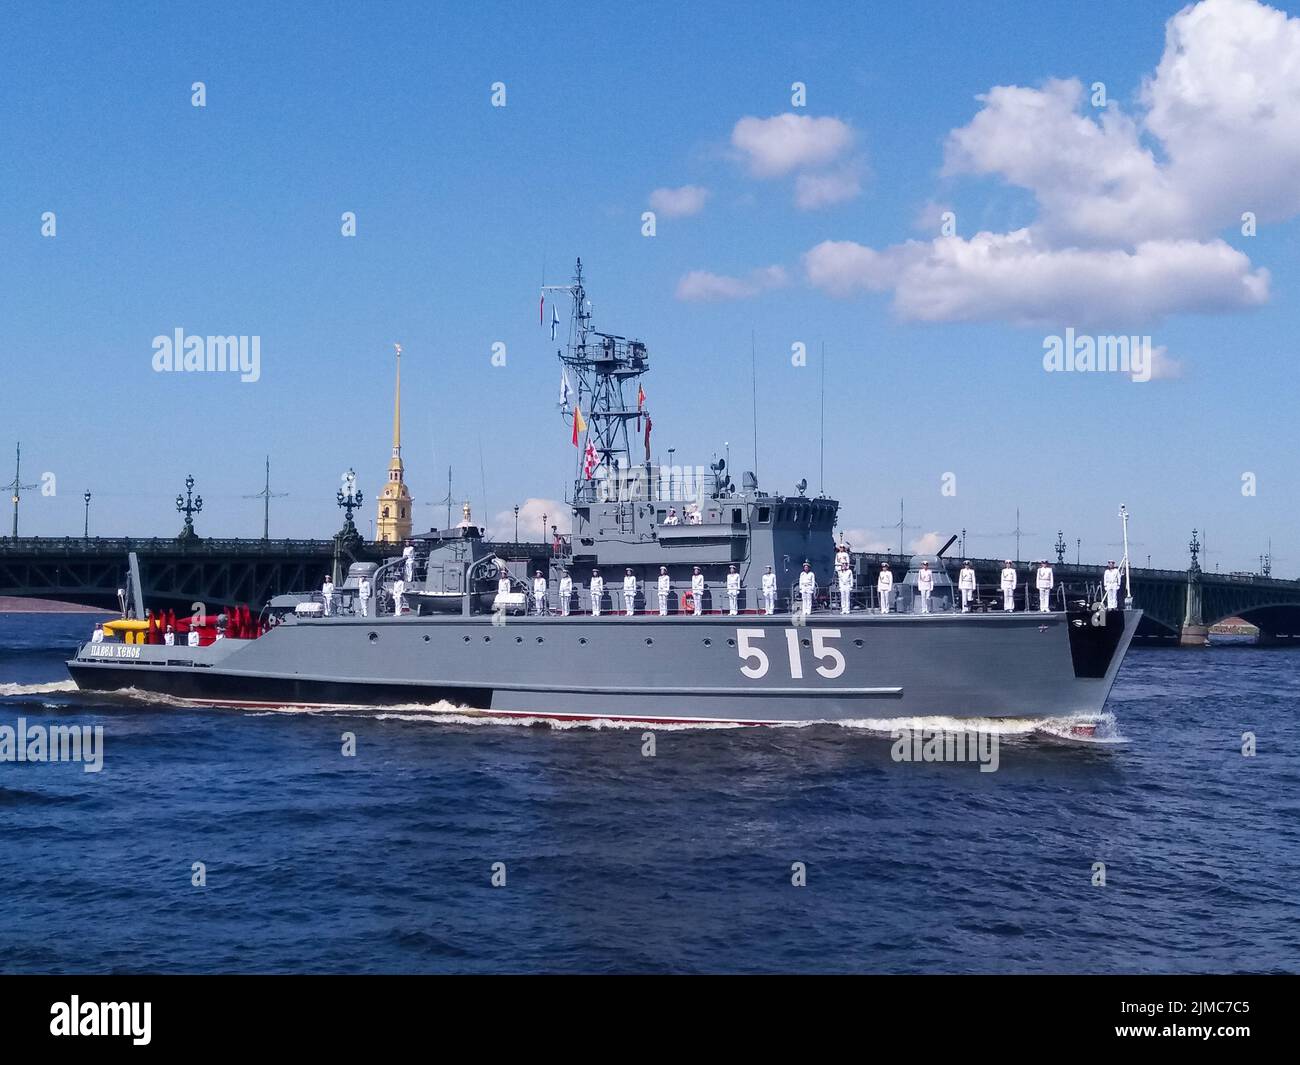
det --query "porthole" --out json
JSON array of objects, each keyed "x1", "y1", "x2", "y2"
[
  {"x1": 644, "y1": 637, "x2": 653, "y2": 645},
  {"x1": 854, "y1": 639, "x2": 864, "y2": 647},
  {"x1": 703, "y1": 638, "x2": 712, "y2": 646},
  {"x1": 801, "y1": 638, "x2": 810, "y2": 647},
  {"x1": 726, "y1": 638, "x2": 735, "y2": 646},
  {"x1": 536, "y1": 636, "x2": 544, "y2": 644},
  {"x1": 483, "y1": 635, "x2": 491, "y2": 643},
  {"x1": 579, "y1": 637, "x2": 588, "y2": 645},
  {"x1": 367, "y1": 631, "x2": 378, "y2": 643},
  {"x1": 515, "y1": 636, "x2": 523, "y2": 644},
  {"x1": 423, "y1": 634, "x2": 431, "y2": 643},
  {"x1": 462, "y1": 635, "x2": 471, "y2": 643}
]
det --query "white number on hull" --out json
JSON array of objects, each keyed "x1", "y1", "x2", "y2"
[
  {"x1": 736, "y1": 629, "x2": 770, "y2": 678},
  {"x1": 736, "y1": 628, "x2": 845, "y2": 681}
]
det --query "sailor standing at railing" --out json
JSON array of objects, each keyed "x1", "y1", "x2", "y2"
[
  {"x1": 1000, "y1": 561, "x2": 1017, "y2": 612},
  {"x1": 958, "y1": 561, "x2": 976, "y2": 612},
  {"x1": 322, "y1": 575, "x2": 335, "y2": 616},
  {"x1": 1036, "y1": 560, "x2": 1054, "y2": 613},
  {"x1": 877, "y1": 563, "x2": 893, "y2": 614},
  {"x1": 664, "y1": 507, "x2": 680, "y2": 525},
  {"x1": 590, "y1": 569, "x2": 604, "y2": 616},
  {"x1": 798, "y1": 562, "x2": 816, "y2": 616},
  {"x1": 392, "y1": 577, "x2": 406, "y2": 615},
  {"x1": 762, "y1": 566, "x2": 777, "y2": 615},
  {"x1": 917, "y1": 560, "x2": 935, "y2": 614},
  {"x1": 726, "y1": 565, "x2": 741, "y2": 615},
  {"x1": 91, "y1": 625, "x2": 105, "y2": 644},
  {"x1": 164, "y1": 625, "x2": 175, "y2": 646},
  {"x1": 623, "y1": 569, "x2": 638, "y2": 616},
  {"x1": 691, "y1": 567, "x2": 705, "y2": 616},
  {"x1": 657, "y1": 566, "x2": 670, "y2": 616},
  {"x1": 559, "y1": 569, "x2": 573, "y2": 616},
  {"x1": 403, "y1": 545, "x2": 415, "y2": 582},
  {"x1": 1103, "y1": 561, "x2": 1121, "y2": 610},
  {"x1": 533, "y1": 571, "x2": 548, "y2": 616},
  {"x1": 358, "y1": 576, "x2": 371, "y2": 617},
  {"x1": 837, "y1": 561, "x2": 853, "y2": 615},
  {"x1": 835, "y1": 541, "x2": 850, "y2": 572}
]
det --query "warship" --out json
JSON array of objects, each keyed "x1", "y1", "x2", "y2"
[{"x1": 67, "y1": 260, "x2": 1141, "y2": 725}]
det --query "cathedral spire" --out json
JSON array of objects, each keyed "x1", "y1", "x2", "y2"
[
  {"x1": 375, "y1": 342, "x2": 413, "y2": 543},
  {"x1": 392, "y1": 342, "x2": 402, "y2": 456}
]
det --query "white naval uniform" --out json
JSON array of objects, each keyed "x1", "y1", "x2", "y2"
[
  {"x1": 1103, "y1": 567, "x2": 1121, "y2": 610},
  {"x1": 691, "y1": 573, "x2": 705, "y2": 616},
  {"x1": 403, "y1": 546, "x2": 415, "y2": 582},
  {"x1": 1036, "y1": 566, "x2": 1054, "y2": 612},
  {"x1": 392, "y1": 579, "x2": 406, "y2": 614},
  {"x1": 623, "y1": 575, "x2": 638, "y2": 616},
  {"x1": 534, "y1": 576, "x2": 548, "y2": 615},
  {"x1": 726, "y1": 572, "x2": 741, "y2": 615},
  {"x1": 798, "y1": 571, "x2": 815, "y2": 616},
  {"x1": 657, "y1": 574, "x2": 671, "y2": 615},
  {"x1": 1000, "y1": 567, "x2": 1017, "y2": 612},
  {"x1": 917, "y1": 567, "x2": 934, "y2": 614},
  {"x1": 559, "y1": 575, "x2": 573, "y2": 616},
  {"x1": 837, "y1": 567, "x2": 853, "y2": 614},
  {"x1": 958, "y1": 567, "x2": 976, "y2": 612},
  {"x1": 164, "y1": 631, "x2": 175, "y2": 646},
  {"x1": 322, "y1": 580, "x2": 334, "y2": 616},
  {"x1": 91, "y1": 628, "x2": 104, "y2": 644},
  {"x1": 358, "y1": 579, "x2": 371, "y2": 617},
  {"x1": 877, "y1": 571, "x2": 893, "y2": 614},
  {"x1": 835, "y1": 549, "x2": 850, "y2": 572},
  {"x1": 590, "y1": 576, "x2": 604, "y2": 616},
  {"x1": 761, "y1": 572, "x2": 777, "y2": 615},
  {"x1": 188, "y1": 630, "x2": 199, "y2": 647}
]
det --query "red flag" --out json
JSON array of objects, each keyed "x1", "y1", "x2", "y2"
[
  {"x1": 636, "y1": 384, "x2": 646, "y2": 410},
  {"x1": 583, "y1": 440, "x2": 598, "y2": 478},
  {"x1": 571, "y1": 406, "x2": 587, "y2": 447},
  {"x1": 644, "y1": 414, "x2": 652, "y2": 463}
]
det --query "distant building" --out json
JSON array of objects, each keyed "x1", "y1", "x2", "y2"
[{"x1": 375, "y1": 345, "x2": 413, "y2": 543}]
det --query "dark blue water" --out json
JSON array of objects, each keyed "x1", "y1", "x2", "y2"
[{"x1": 2, "y1": 612, "x2": 1297, "y2": 973}]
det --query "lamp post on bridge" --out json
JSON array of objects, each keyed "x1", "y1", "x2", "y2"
[
  {"x1": 83, "y1": 491, "x2": 91, "y2": 539},
  {"x1": 1181, "y1": 528, "x2": 1208, "y2": 647},
  {"x1": 336, "y1": 469, "x2": 364, "y2": 542},
  {"x1": 513, "y1": 504, "x2": 519, "y2": 544},
  {"x1": 1054, "y1": 530, "x2": 1066, "y2": 566},
  {"x1": 175, "y1": 475, "x2": 203, "y2": 542}
]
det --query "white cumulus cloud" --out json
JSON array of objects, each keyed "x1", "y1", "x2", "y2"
[
  {"x1": 493, "y1": 498, "x2": 570, "y2": 539},
  {"x1": 675, "y1": 265, "x2": 789, "y2": 302},
  {"x1": 648, "y1": 185, "x2": 709, "y2": 218},
  {"x1": 730, "y1": 113, "x2": 855, "y2": 177},
  {"x1": 794, "y1": 167, "x2": 863, "y2": 210}
]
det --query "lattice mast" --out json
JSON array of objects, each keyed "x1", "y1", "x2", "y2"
[{"x1": 544, "y1": 258, "x2": 650, "y2": 497}]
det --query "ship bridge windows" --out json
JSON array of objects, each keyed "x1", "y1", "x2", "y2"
[
  {"x1": 757, "y1": 506, "x2": 771, "y2": 523},
  {"x1": 731, "y1": 508, "x2": 743, "y2": 524}
]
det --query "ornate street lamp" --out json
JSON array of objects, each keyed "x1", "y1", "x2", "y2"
[
  {"x1": 176, "y1": 475, "x2": 203, "y2": 541},
  {"x1": 83, "y1": 490, "x2": 91, "y2": 538},
  {"x1": 337, "y1": 469, "x2": 364, "y2": 540}
]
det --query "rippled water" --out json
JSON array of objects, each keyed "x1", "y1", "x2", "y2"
[{"x1": 1, "y1": 612, "x2": 1296, "y2": 973}]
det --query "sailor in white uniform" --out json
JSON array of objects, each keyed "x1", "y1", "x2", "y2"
[
  {"x1": 392, "y1": 578, "x2": 406, "y2": 615},
  {"x1": 533, "y1": 571, "x2": 548, "y2": 616},
  {"x1": 590, "y1": 569, "x2": 604, "y2": 616},
  {"x1": 761, "y1": 566, "x2": 777, "y2": 615},
  {"x1": 623, "y1": 569, "x2": 638, "y2": 616},
  {"x1": 958, "y1": 561, "x2": 976, "y2": 612},
  {"x1": 877, "y1": 563, "x2": 893, "y2": 614},
  {"x1": 402, "y1": 544, "x2": 415, "y2": 583},
  {"x1": 164, "y1": 625, "x2": 175, "y2": 646},
  {"x1": 657, "y1": 566, "x2": 671, "y2": 616},
  {"x1": 834, "y1": 541, "x2": 851, "y2": 573},
  {"x1": 1036, "y1": 560, "x2": 1054, "y2": 612},
  {"x1": 725, "y1": 565, "x2": 741, "y2": 615},
  {"x1": 187, "y1": 628, "x2": 200, "y2": 647},
  {"x1": 322, "y1": 576, "x2": 335, "y2": 616},
  {"x1": 664, "y1": 508, "x2": 680, "y2": 525},
  {"x1": 691, "y1": 567, "x2": 705, "y2": 616},
  {"x1": 1000, "y1": 561, "x2": 1017, "y2": 612},
  {"x1": 688, "y1": 506, "x2": 702, "y2": 525},
  {"x1": 837, "y1": 562, "x2": 853, "y2": 614},
  {"x1": 559, "y1": 569, "x2": 573, "y2": 616},
  {"x1": 1103, "y1": 560, "x2": 1121, "y2": 610},
  {"x1": 917, "y1": 560, "x2": 935, "y2": 614},
  {"x1": 358, "y1": 576, "x2": 371, "y2": 617},
  {"x1": 798, "y1": 562, "x2": 815, "y2": 616},
  {"x1": 91, "y1": 625, "x2": 105, "y2": 644}
]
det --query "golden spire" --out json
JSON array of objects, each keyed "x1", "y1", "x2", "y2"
[{"x1": 392, "y1": 343, "x2": 402, "y2": 455}]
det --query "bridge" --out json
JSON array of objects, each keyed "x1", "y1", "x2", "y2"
[{"x1": 2, "y1": 532, "x2": 1296, "y2": 647}]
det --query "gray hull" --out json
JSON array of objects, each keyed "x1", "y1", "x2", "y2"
[{"x1": 67, "y1": 607, "x2": 1140, "y2": 724}]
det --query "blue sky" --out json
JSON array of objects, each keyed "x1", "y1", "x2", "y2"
[{"x1": 1, "y1": 0, "x2": 1296, "y2": 573}]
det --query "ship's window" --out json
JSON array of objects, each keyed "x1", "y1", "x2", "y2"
[
  {"x1": 368, "y1": 632, "x2": 378, "y2": 642},
  {"x1": 515, "y1": 636, "x2": 523, "y2": 643},
  {"x1": 801, "y1": 638, "x2": 811, "y2": 647},
  {"x1": 462, "y1": 635, "x2": 470, "y2": 643},
  {"x1": 758, "y1": 507, "x2": 771, "y2": 523},
  {"x1": 423, "y1": 635, "x2": 431, "y2": 643},
  {"x1": 644, "y1": 637, "x2": 653, "y2": 645},
  {"x1": 732, "y1": 508, "x2": 742, "y2": 524},
  {"x1": 657, "y1": 510, "x2": 665, "y2": 523},
  {"x1": 854, "y1": 639, "x2": 864, "y2": 647},
  {"x1": 483, "y1": 635, "x2": 491, "y2": 643},
  {"x1": 536, "y1": 636, "x2": 544, "y2": 644},
  {"x1": 579, "y1": 637, "x2": 588, "y2": 645},
  {"x1": 702, "y1": 638, "x2": 712, "y2": 646},
  {"x1": 726, "y1": 638, "x2": 735, "y2": 646}
]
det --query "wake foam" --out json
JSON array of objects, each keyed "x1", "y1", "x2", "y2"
[{"x1": 0, "y1": 680, "x2": 78, "y2": 697}]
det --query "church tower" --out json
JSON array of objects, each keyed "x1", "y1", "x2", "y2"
[{"x1": 375, "y1": 343, "x2": 413, "y2": 543}]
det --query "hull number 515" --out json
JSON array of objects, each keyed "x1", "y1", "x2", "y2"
[{"x1": 736, "y1": 628, "x2": 845, "y2": 680}]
